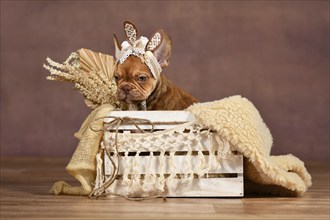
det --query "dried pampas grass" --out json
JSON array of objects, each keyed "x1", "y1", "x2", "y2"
[{"x1": 44, "y1": 48, "x2": 123, "y2": 109}]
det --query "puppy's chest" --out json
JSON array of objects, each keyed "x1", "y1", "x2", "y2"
[{"x1": 147, "y1": 84, "x2": 181, "y2": 110}]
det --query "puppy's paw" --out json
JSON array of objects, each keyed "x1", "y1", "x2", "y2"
[{"x1": 49, "y1": 181, "x2": 70, "y2": 195}]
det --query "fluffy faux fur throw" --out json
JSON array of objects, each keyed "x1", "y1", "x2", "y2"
[
  {"x1": 50, "y1": 95, "x2": 311, "y2": 196},
  {"x1": 187, "y1": 95, "x2": 312, "y2": 196}
]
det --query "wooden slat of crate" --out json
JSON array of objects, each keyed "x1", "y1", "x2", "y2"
[
  {"x1": 104, "y1": 111, "x2": 195, "y2": 130},
  {"x1": 106, "y1": 176, "x2": 244, "y2": 197}
]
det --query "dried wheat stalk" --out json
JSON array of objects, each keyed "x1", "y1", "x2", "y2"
[{"x1": 43, "y1": 48, "x2": 124, "y2": 109}]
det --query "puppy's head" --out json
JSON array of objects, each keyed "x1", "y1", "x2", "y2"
[
  {"x1": 114, "y1": 55, "x2": 157, "y2": 104},
  {"x1": 113, "y1": 21, "x2": 172, "y2": 105}
]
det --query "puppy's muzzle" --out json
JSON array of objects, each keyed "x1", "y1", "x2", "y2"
[
  {"x1": 121, "y1": 84, "x2": 133, "y2": 94},
  {"x1": 117, "y1": 83, "x2": 145, "y2": 103}
]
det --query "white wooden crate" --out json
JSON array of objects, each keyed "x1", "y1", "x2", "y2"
[{"x1": 101, "y1": 111, "x2": 244, "y2": 197}]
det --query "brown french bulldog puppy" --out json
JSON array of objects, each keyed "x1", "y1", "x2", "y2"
[{"x1": 113, "y1": 21, "x2": 198, "y2": 110}]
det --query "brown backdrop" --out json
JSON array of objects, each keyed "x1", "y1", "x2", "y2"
[{"x1": 1, "y1": 1, "x2": 329, "y2": 161}]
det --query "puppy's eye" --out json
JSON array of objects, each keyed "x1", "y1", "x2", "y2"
[
  {"x1": 138, "y1": 75, "x2": 148, "y2": 82},
  {"x1": 114, "y1": 74, "x2": 120, "y2": 81}
]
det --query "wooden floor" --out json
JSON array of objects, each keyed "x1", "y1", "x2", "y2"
[{"x1": 0, "y1": 157, "x2": 329, "y2": 220}]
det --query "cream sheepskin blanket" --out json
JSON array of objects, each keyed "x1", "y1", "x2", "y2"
[{"x1": 50, "y1": 96, "x2": 312, "y2": 196}]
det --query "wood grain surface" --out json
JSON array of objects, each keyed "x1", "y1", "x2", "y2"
[{"x1": 0, "y1": 157, "x2": 329, "y2": 219}]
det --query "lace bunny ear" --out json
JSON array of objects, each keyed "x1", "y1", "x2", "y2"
[
  {"x1": 123, "y1": 21, "x2": 138, "y2": 44},
  {"x1": 149, "y1": 29, "x2": 172, "y2": 68},
  {"x1": 146, "y1": 31, "x2": 162, "y2": 51}
]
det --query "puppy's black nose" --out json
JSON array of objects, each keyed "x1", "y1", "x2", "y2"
[{"x1": 122, "y1": 84, "x2": 132, "y2": 93}]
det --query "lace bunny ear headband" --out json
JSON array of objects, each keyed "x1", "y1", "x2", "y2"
[{"x1": 114, "y1": 21, "x2": 163, "y2": 80}]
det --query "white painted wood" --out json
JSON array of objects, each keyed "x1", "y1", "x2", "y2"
[
  {"x1": 104, "y1": 111, "x2": 195, "y2": 130},
  {"x1": 106, "y1": 177, "x2": 244, "y2": 197}
]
